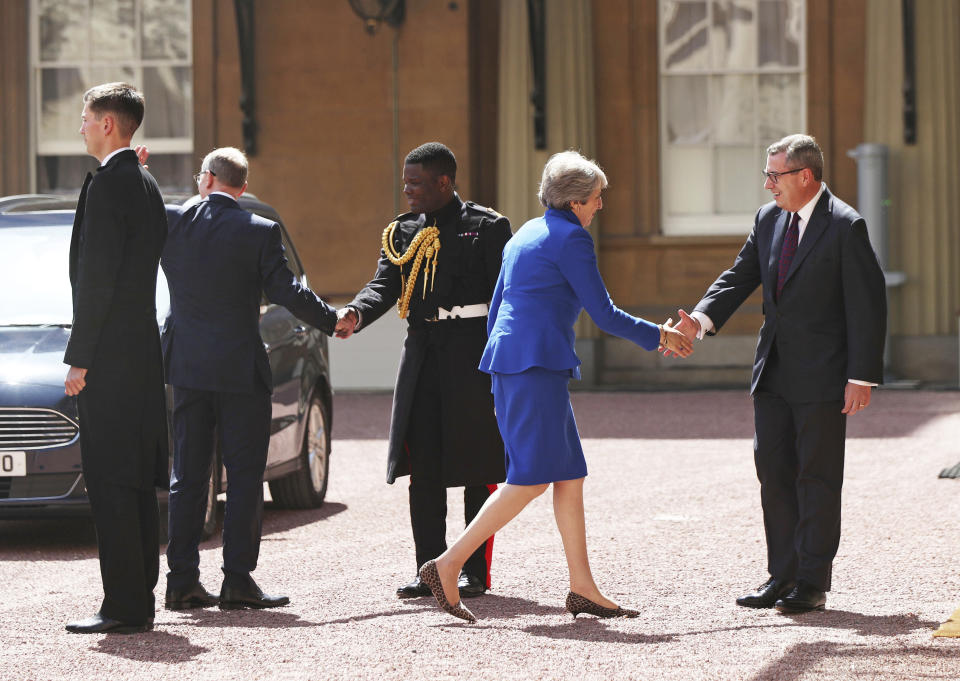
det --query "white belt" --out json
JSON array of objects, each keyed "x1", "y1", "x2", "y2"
[{"x1": 437, "y1": 304, "x2": 488, "y2": 320}]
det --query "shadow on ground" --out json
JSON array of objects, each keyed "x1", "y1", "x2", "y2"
[
  {"x1": 175, "y1": 607, "x2": 321, "y2": 629},
  {"x1": 747, "y1": 639, "x2": 960, "y2": 681},
  {"x1": 778, "y1": 609, "x2": 938, "y2": 637},
  {"x1": 93, "y1": 630, "x2": 208, "y2": 664},
  {"x1": 523, "y1": 617, "x2": 678, "y2": 644},
  {"x1": 0, "y1": 516, "x2": 98, "y2": 560},
  {"x1": 520, "y1": 609, "x2": 938, "y2": 646},
  {"x1": 0, "y1": 502, "x2": 347, "y2": 560}
]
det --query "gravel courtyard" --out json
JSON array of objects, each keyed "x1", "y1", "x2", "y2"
[{"x1": 2, "y1": 389, "x2": 959, "y2": 680}]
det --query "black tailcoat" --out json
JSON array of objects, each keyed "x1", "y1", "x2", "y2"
[
  {"x1": 63, "y1": 148, "x2": 168, "y2": 624},
  {"x1": 65, "y1": 149, "x2": 169, "y2": 491},
  {"x1": 349, "y1": 194, "x2": 511, "y2": 486}
]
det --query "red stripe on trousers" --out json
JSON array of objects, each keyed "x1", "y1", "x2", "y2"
[{"x1": 483, "y1": 483, "x2": 498, "y2": 588}]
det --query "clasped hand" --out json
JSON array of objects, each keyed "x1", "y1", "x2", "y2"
[
  {"x1": 334, "y1": 308, "x2": 358, "y2": 339},
  {"x1": 660, "y1": 309, "x2": 698, "y2": 358}
]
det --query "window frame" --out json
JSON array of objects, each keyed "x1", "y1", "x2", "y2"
[
  {"x1": 657, "y1": 0, "x2": 807, "y2": 236},
  {"x1": 28, "y1": 0, "x2": 194, "y2": 192}
]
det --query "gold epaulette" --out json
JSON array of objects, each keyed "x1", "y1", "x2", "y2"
[
  {"x1": 381, "y1": 221, "x2": 441, "y2": 319},
  {"x1": 465, "y1": 201, "x2": 502, "y2": 219}
]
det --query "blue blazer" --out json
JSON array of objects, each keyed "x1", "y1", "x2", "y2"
[
  {"x1": 479, "y1": 208, "x2": 659, "y2": 378},
  {"x1": 161, "y1": 194, "x2": 336, "y2": 394}
]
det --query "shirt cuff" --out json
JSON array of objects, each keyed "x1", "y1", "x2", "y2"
[
  {"x1": 848, "y1": 379, "x2": 877, "y2": 387},
  {"x1": 690, "y1": 311, "x2": 714, "y2": 339}
]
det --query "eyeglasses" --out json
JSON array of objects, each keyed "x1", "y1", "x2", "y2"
[
  {"x1": 193, "y1": 169, "x2": 216, "y2": 183},
  {"x1": 762, "y1": 167, "x2": 805, "y2": 185}
]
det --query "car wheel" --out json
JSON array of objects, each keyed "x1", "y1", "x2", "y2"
[
  {"x1": 200, "y1": 460, "x2": 220, "y2": 540},
  {"x1": 269, "y1": 392, "x2": 329, "y2": 509}
]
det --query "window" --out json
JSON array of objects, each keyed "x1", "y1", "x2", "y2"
[
  {"x1": 30, "y1": 0, "x2": 193, "y2": 193},
  {"x1": 659, "y1": 0, "x2": 805, "y2": 235}
]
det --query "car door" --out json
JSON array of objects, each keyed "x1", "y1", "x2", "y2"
[{"x1": 259, "y1": 221, "x2": 311, "y2": 469}]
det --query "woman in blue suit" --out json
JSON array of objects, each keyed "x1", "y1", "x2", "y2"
[{"x1": 419, "y1": 151, "x2": 692, "y2": 622}]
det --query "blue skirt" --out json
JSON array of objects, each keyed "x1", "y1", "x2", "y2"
[{"x1": 491, "y1": 367, "x2": 586, "y2": 485}]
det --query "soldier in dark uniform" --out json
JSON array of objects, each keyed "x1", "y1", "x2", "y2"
[{"x1": 336, "y1": 142, "x2": 511, "y2": 598}]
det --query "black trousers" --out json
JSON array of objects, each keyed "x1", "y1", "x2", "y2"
[
  {"x1": 407, "y1": 343, "x2": 496, "y2": 586},
  {"x1": 408, "y1": 480, "x2": 496, "y2": 585},
  {"x1": 166, "y1": 386, "x2": 271, "y2": 590},
  {"x1": 85, "y1": 477, "x2": 159, "y2": 624},
  {"x1": 754, "y1": 361, "x2": 846, "y2": 592}
]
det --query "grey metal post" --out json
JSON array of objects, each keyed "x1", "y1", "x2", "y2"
[
  {"x1": 847, "y1": 144, "x2": 889, "y2": 268},
  {"x1": 846, "y1": 143, "x2": 905, "y2": 375}
]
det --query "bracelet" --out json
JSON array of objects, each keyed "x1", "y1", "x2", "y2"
[{"x1": 659, "y1": 324, "x2": 665, "y2": 347}]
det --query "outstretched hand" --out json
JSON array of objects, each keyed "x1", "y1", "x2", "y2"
[
  {"x1": 335, "y1": 307, "x2": 358, "y2": 339},
  {"x1": 661, "y1": 309, "x2": 699, "y2": 358}
]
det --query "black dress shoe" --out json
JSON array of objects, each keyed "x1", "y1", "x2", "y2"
[
  {"x1": 219, "y1": 579, "x2": 290, "y2": 610},
  {"x1": 396, "y1": 576, "x2": 432, "y2": 599},
  {"x1": 736, "y1": 577, "x2": 796, "y2": 609},
  {"x1": 65, "y1": 612, "x2": 151, "y2": 635},
  {"x1": 775, "y1": 582, "x2": 826, "y2": 613},
  {"x1": 166, "y1": 582, "x2": 219, "y2": 610},
  {"x1": 457, "y1": 572, "x2": 487, "y2": 598}
]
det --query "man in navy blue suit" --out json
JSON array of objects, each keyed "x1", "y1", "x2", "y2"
[
  {"x1": 672, "y1": 134, "x2": 886, "y2": 614},
  {"x1": 161, "y1": 147, "x2": 337, "y2": 610}
]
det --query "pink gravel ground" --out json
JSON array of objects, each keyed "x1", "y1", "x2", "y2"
[{"x1": 2, "y1": 389, "x2": 960, "y2": 680}]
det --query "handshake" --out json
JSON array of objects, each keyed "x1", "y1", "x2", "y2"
[
  {"x1": 659, "y1": 309, "x2": 700, "y2": 358},
  {"x1": 334, "y1": 308, "x2": 359, "y2": 339},
  {"x1": 332, "y1": 304, "x2": 701, "y2": 358}
]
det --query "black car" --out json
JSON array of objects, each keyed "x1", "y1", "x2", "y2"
[{"x1": 0, "y1": 194, "x2": 332, "y2": 538}]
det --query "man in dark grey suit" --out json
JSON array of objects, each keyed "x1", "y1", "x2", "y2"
[
  {"x1": 161, "y1": 147, "x2": 337, "y2": 610},
  {"x1": 671, "y1": 134, "x2": 887, "y2": 613},
  {"x1": 64, "y1": 83, "x2": 168, "y2": 634}
]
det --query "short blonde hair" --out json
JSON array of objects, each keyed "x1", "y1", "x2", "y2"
[
  {"x1": 537, "y1": 150, "x2": 608, "y2": 210},
  {"x1": 201, "y1": 147, "x2": 248, "y2": 188}
]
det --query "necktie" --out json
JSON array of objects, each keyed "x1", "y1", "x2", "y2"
[{"x1": 776, "y1": 212, "x2": 800, "y2": 301}]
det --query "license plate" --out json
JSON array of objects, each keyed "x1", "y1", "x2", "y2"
[{"x1": 0, "y1": 451, "x2": 26, "y2": 476}]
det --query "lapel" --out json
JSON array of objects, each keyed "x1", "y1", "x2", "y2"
[
  {"x1": 766, "y1": 209, "x2": 790, "y2": 287},
  {"x1": 69, "y1": 172, "x2": 94, "y2": 288},
  {"x1": 782, "y1": 189, "x2": 832, "y2": 288}
]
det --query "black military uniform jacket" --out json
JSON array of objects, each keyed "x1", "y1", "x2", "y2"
[{"x1": 348, "y1": 193, "x2": 512, "y2": 486}]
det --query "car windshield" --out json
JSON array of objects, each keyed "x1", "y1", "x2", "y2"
[{"x1": 0, "y1": 219, "x2": 170, "y2": 327}]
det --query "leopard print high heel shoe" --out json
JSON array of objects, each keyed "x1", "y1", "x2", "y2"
[
  {"x1": 419, "y1": 560, "x2": 477, "y2": 623},
  {"x1": 565, "y1": 591, "x2": 639, "y2": 619}
]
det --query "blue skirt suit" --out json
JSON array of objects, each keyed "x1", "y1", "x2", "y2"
[{"x1": 478, "y1": 208, "x2": 661, "y2": 485}]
